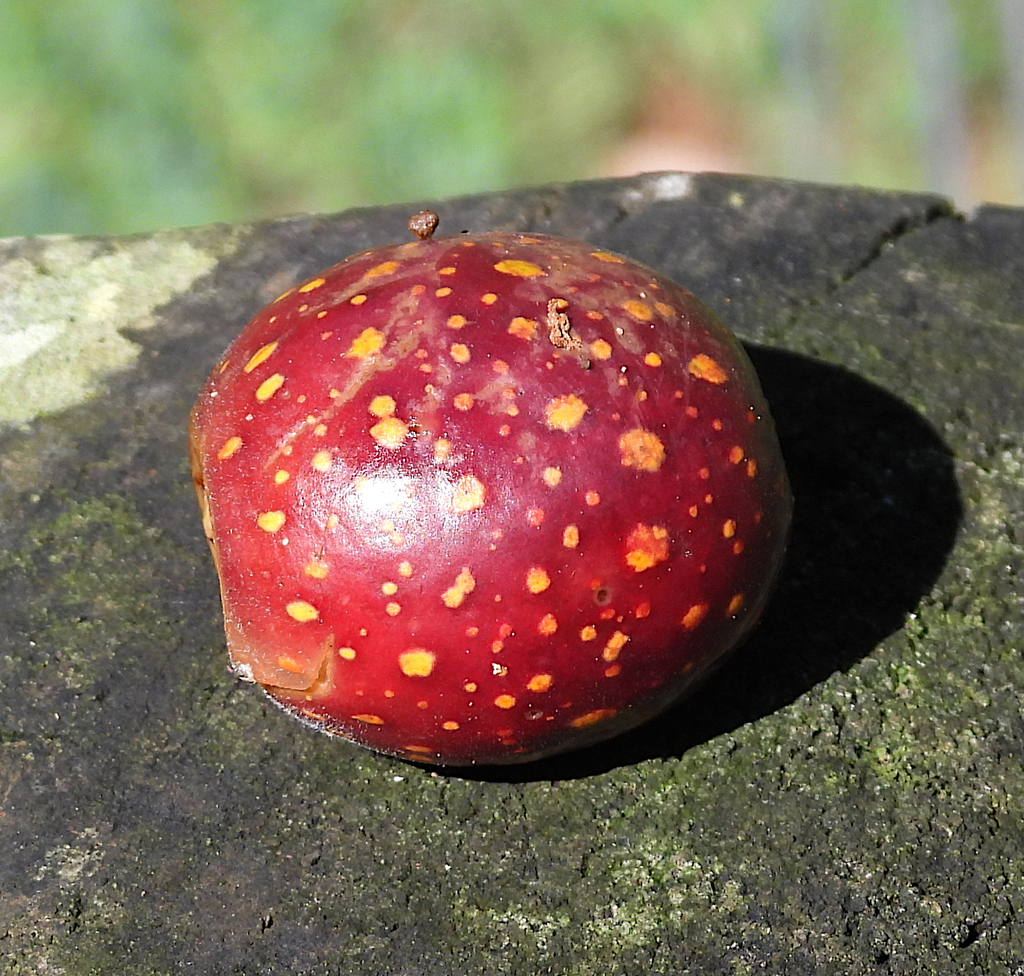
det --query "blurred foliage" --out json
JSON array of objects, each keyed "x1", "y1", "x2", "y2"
[{"x1": 0, "y1": 0, "x2": 1018, "y2": 237}]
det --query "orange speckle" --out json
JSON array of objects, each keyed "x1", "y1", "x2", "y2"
[
  {"x1": 729, "y1": 445, "x2": 745, "y2": 464},
  {"x1": 712, "y1": 418, "x2": 724, "y2": 432},
  {"x1": 580, "y1": 624, "x2": 598, "y2": 641},
  {"x1": 527, "y1": 673, "x2": 553, "y2": 693},
  {"x1": 411, "y1": 284, "x2": 426, "y2": 296},
  {"x1": 624, "y1": 523, "x2": 670, "y2": 572},
  {"x1": 326, "y1": 514, "x2": 340, "y2": 530},
  {"x1": 570, "y1": 708, "x2": 617, "y2": 728},
  {"x1": 747, "y1": 459, "x2": 759, "y2": 478},
  {"x1": 542, "y1": 466, "x2": 562, "y2": 487},
  {"x1": 298, "y1": 277, "x2": 326, "y2": 293},
  {"x1": 385, "y1": 602, "x2": 401, "y2": 616},
  {"x1": 622, "y1": 300, "x2": 654, "y2": 320},
  {"x1": 451, "y1": 474, "x2": 486, "y2": 513},
  {"x1": 546, "y1": 394, "x2": 588, "y2": 432},
  {"x1": 257, "y1": 510, "x2": 286, "y2": 533},
  {"x1": 433, "y1": 438, "x2": 452, "y2": 462},
  {"x1": 311, "y1": 449, "x2": 332, "y2": 472},
  {"x1": 602, "y1": 630, "x2": 630, "y2": 662},
  {"x1": 498, "y1": 424, "x2": 512, "y2": 437},
  {"x1": 655, "y1": 301, "x2": 674, "y2": 316},
  {"x1": 644, "y1": 352, "x2": 663, "y2": 367},
  {"x1": 313, "y1": 423, "x2": 328, "y2": 437},
  {"x1": 398, "y1": 561, "x2": 413, "y2": 577},
  {"x1": 688, "y1": 504, "x2": 699, "y2": 517},
  {"x1": 347, "y1": 327, "x2": 385, "y2": 358},
  {"x1": 255, "y1": 373, "x2": 285, "y2": 401},
  {"x1": 350, "y1": 294, "x2": 368, "y2": 306},
  {"x1": 442, "y1": 567, "x2": 476, "y2": 608},
  {"x1": 727, "y1": 593, "x2": 746, "y2": 615},
  {"x1": 286, "y1": 600, "x2": 319, "y2": 622},
  {"x1": 508, "y1": 316, "x2": 538, "y2": 340},
  {"x1": 369, "y1": 394, "x2": 397, "y2": 417},
  {"x1": 591, "y1": 251, "x2": 626, "y2": 263},
  {"x1": 370, "y1": 416, "x2": 408, "y2": 448},
  {"x1": 217, "y1": 436, "x2": 243, "y2": 460},
  {"x1": 635, "y1": 601, "x2": 651, "y2": 618},
  {"x1": 304, "y1": 559, "x2": 329, "y2": 579},
  {"x1": 447, "y1": 314, "x2": 468, "y2": 329},
  {"x1": 585, "y1": 490, "x2": 601, "y2": 506},
  {"x1": 450, "y1": 342, "x2": 471, "y2": 363},
  {"x1": 464, "y1": 681, "x2": 478, "y2": 693},
  {"x1": 526, "y1": 567, "x2": 551, "y2": 594},
  {"x1": 494, "y1": 694, "x2": 517, "y2": 709},
  {"x1": 722, "y1": 519, "x2": 736, "y2": 538},
  {"x1": 618, "y1": 428, "x2": 666, "y2": 472},
  {"x1": 352, "y1": 713, "x2": 385, "y2": 725},
  {"x1": 733, "y1": 540, "x2": 745, "y2": 555},
  {"x1": 699, "y1": 467, "x2": 711, "y2": 480},
  {"x1": 435, "y1": 286, "x2": 452, "y2": 297},
  {"x1": 277, "y1": 655, "x2": 305, "y2": 674},
  {"x1": 481, "y1": 292, "x2": 498, "y2": 304},
  {"x1": 493, "y1": 361, "x2": 511, "y2": 376},
  {"x1": 244, "y1": 341, "x2": 279, "y2": 373},
  {"x1": 338, "y1": 647, "x2": 356, "y2": 661},
  {"x1": 399, "y1": 649, "x2": 436, "y2": 677},
  {"x1": 364, "y1": 260, "x2": 400, "y2": 278},
  {"x1": 494, "y1": 259, "x2": 545, "y2": 277},
  {"x1": 562, "y1": 524, "x2": 580, "y2": 548},
  {"x1": 590, "y1": 338, "x2": 613, "y2": 360},
  {"x1": 438, "y1": 266, "x2": 457, "y2": 276},
  {"x1": 527, "y1": 507, "x2": 545, "y2": 527},
  {"x1": 538, "y1": 613, "x2": 558, "y2": 636},
  {"x1": 604, "y1": 664, "x2": 622, "y2": 677},
  {"x1": 688, "y1": 353, "x2": 729, "y2": 384},
  {"x1": 382, "y1": 581, "x2": 399, "y2": 596},
  {"x1": 453, "y1": 392, "x2": 475, "y2": 411},
  {"x1": 442, "y1": 720, "x2": 461, "y2": 731},
  {"x1": 681, "y1": 603, "x2": 709, "y2": 630},
  {"x1": 274, "y1": 470, "x2": 290, "y2": 485}
]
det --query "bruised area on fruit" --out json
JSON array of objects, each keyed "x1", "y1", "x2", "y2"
[{"x1": 190, "y1": 216, "x2": 791, "y2": 765}]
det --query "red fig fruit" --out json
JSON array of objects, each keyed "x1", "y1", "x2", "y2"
[{"x1": 189, "y1": 212, "x2": 790, "y2": 765}]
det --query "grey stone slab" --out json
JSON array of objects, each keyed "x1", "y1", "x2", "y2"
[{"x1": 0, "y1": 172, "x2": 1021, "y2": 974}]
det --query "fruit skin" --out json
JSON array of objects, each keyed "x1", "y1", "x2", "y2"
[{"x1": 189, "y1": 221, "x2": 791, "y2": 766}]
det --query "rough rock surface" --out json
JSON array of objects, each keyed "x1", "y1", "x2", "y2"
[{"x1": 1, "y1": 173, "x2": 1022, "y2": 975}]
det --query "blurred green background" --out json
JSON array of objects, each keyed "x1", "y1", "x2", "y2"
[{"x1": 1, "y1": 0, "x2": 1021, "y2": 238}]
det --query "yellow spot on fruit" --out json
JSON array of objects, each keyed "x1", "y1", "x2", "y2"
[
  {"x1": 727, "y1": 593, "x2": 745, "y2": 615},
  {"x1": 729, "y1": 445, "x2": 745, "y2": 464},
  {"x1": 304, "y1": 559, "x2": 329, "y2": 579},
  {"x1": 338, "y1": 647, "x2": 356, "y2": 661},
  {"x1": 350, "y1": 294, "x2": 368, "y2": 306},
  {"x1": 526, "y1": 567, "x2": 551, "y2": 594},
  {"x1": 453, "y1": 392, "x2": 474, "y2": 411},
  {"x1": 446, "y1": 314, "x2": 468, "y2": 329},
  {"x1": 688, "y1": 353, "x2": 729, "y2": 384},
  {"x1": 286, "y1": 600, "x2": 319, "y2": 622},
  {"x1": 622, "y1": 300, "x2": 654, "y2": 320},
  {"x1": 365, "y1": 260, "x2": 400, "y2": 278},
  {"x1": 644, "y1": 351, "x2": 663, "y2": 367},
  {"x1": 298, "y1": 277, "x2": 326, "y2": 293},
  {"x1": 527, "y1": 673, "x2": 553, "y2": 693},
  {"x1": 277, "y1": 655, "x2": 305, "y2": 673},
  {"x1": 370, "y1": 416, "x2": 408, "y2": 448},
  {"x1": 624, "y1": 523, "x2": 670, "y2": 571},
  {"x1": 399, "y1": 649, "x2": 436, "y2": 677},
  {"x1": 244, "y1": 341, "x2": 279, "y2": 373},
  {"x1": 605, "y1": 664, "x2": 622, "y2": 677},
  {"x1": 508, "y1": 316, "x2": 538, "y2": 340},
  {"x1": 570, "y1": 708, "x2": 617, "y2": 728},
  {"x1": 618, "y1": 428, "x2": 666, "y2": 472},
  {"x1": 590, "y1": 338, "x2": 613, "y2": 360},
  {"x1": 439, "y1": 266, "x2": 457, "y2": 276},
  {"x1": 602, "y1": 630, "x2": 629, "y2": 662},
  {"x1": 311, "y1": 450, "x2": 332, "y2": 472},
  {"x1": 352, "y1": 713, "x2": 385, "y2": 725},
  {"x1": 545, "y1": 394, "x2": 588, "y2": 432},
  {"x1": 369, "y1": 395, "x2": 397, "y2": 417},
  {"x1": 538, "y1": 613, "x2": 558, "y2": 636},
  {"x1": 451, "y1": 474, "x2": 486, "y2": 513},
  {"x1": 382, "y1": 581, "x2": 399, "y2": 596},
  {"x1": 398, "y1": 561, "x2": 413, "y2": 577},
  {"x1": 255, "y1": 373, "x2": 285, "y2": 401},
  {"x1": 274, "y1": 469, "x2": 290, "y2": 485},
  {"x1": 542, "y1": 466, "x2": 562, "y2": 488},
  {"x1": 442, "y1": 567, "x2": 476, "y2": 608},
  {"x1": 348, "y1": 327, "x2": 386, "y2": 358},
  {"x1": 257, "y1": 510, "x2": 286, "y2": 533},
  {"x1": 562, "y1": 524, "x2": 580, "y2": 548},
  {"x1": 635, "y1": 601, "x2": 651, "y2": 618},
  {"x1": 385, "y1": 602, "x2": 401, "y2": 616},
  {"x1": 217, "y1": 436, "x2": 243, "y2": 460},
  {"x1": 435, "y1": 286, "x2": 452, "y2": 297},
  {"x1": 682, "y1": 603, "x2": 709, "y2": 630},
  {"x1": 585, "y1": 490, "x2": 601, "y2": 506},
  {"x1": 482, "y1": 292, "x2": 498, "y2": 304},
  {"x1": 442, "y1": 720, "x2": 460, "y2": 731},
  {"x1": 747, "y1": 459, "x2": 758, "y2": 478},
  {"x1": 494, "y1": 694, "x2": 517, "y2": 709},
  {"x1": 494, "y1": 259, "x2": 545, "y2": 277},
  {"x1": 591, "y1": 251, "x2": 626, "y2": 263},
  {"x1": 723, "y1": 519, "x2": 737, "y2": 539},
  {"x1": 733, "y1": 540, "x2": 745, "y2": 555},
  {"x1": 449, "y1": 342, "x2": 471, "y2": 364},
  {"x1": 433, "y1": 438, "x2": 452, "y2": 462},
  {"x1": 580, "y1": 625, "x2": 598, "y2": 641}
]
